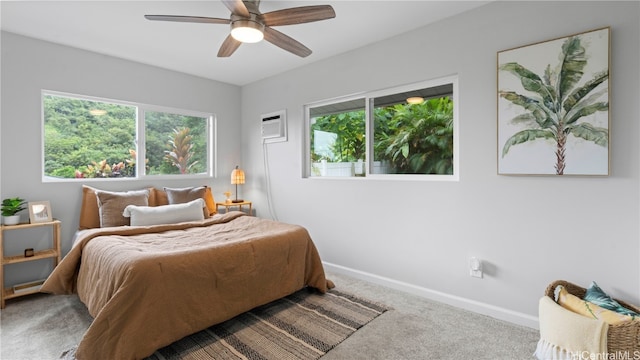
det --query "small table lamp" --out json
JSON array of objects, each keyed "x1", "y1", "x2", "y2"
[{"x1": 230, "y1": 165, "x2": 245, "y2": 203}]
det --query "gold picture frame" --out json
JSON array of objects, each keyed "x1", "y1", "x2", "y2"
[
  {"x1": 497, "y1": 27, "x2": 610, "y2": 176},
  {"x1": 28, "y1": 201, "x2": 52, "y2": 223}
]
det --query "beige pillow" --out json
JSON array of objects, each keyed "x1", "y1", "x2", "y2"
[
  {"x1": 203, "y1": 187, "x2": 216, "y2": 216},
  {"x1": 149, "y1": 188, "x2": 169, "y2": 207},
  {"x1": 556, "y1": 285, "x2": 638, "y2": 325},
  {"x1": 79, "y1": 185, "x2": 101, "y2": 230},
  {"x1": 95, "y1": 189, "x2": 150, "y2": 227}
]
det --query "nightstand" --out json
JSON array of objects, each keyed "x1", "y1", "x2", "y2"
[
  {"x1": 215, "y1": 201, "x2": 252, "y2": 216},
  {"x1": 0, "y1": 219, "x2": 61, "y2": 308}
]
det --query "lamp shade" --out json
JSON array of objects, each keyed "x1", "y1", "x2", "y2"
[
  {"x1": 231, "y1": 166, "x2": 245, "y2": 185},
  {"x1": 230, "y1": 166, "x2": 245, "y2": 203}
]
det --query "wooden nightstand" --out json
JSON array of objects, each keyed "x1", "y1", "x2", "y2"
[
  {"x1": 215, "y1": 201, "x2": 252, "y2": 216},
  {"x1": 0, "y1": 219, "x2": 61, "y2": 308}
]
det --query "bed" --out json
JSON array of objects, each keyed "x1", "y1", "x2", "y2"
[{"x1": 41, "y1": 186, "x2": 333, "y2": 360}]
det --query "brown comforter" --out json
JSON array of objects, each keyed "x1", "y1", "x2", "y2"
[{"x1": 41, "y1": 212, "x2": 332, "y2": 360}]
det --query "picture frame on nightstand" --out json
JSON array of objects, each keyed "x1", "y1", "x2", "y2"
[{"x1": 28, "y1": 201, "x2": 52, "y2": 223}]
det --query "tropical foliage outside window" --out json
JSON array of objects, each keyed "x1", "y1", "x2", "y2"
[
  {"x1": 372, "y1": 96, "x2": 454, "y2": 175},
  {"x1": 309, "y1": 99, "x2": 366, "y2": 177},
  {"x1": 144, "y1": 111, "x2": 208, "y2": 175},
  {"x1": 42, "y1": 92, "x2": 213, "y2": 181},
  {"x1": 306, "y1": 78, "x2": 457, "y2": 178}
]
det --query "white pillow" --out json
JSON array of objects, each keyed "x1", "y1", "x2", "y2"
[{"x1": 123, "y1": 198, "x2": 205, "y2": 226}]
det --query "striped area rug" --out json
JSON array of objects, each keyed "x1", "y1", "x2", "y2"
[{"x1": 145, "y1": 288, "x2": 389, "y2": 360}]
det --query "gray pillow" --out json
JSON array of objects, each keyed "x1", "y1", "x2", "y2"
[
  {"x1": 95, "y1": 189, "x2": 150, "y2": 227},
  {"x1": 164, "y1": 186, "x2": 206, "y2": 205}
]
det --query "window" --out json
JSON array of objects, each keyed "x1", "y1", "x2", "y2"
[
  {"x1": 304, "y1": 76, "x2": 458, "y2": 179},
  {"x1": 143, "y1": 110, "x2": 209, "y2": 176},
  {"x1": 309, "y1": 98, "x2": 366, "y2": 177},
  {"x1": 42, "y1": 91, "x2": 214, "y2": 181}
]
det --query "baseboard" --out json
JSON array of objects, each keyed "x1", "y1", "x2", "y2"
[{"x1": 323, "y1": 262, "x2": 539, "y2": 330}]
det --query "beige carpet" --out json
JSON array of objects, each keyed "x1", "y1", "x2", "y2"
[{"x1": 1, "y1": 271, "x2": 539, "y2": 359}]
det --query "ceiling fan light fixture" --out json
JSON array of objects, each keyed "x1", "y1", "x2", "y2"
[
  {"x1": 406, "y1": 97, "x2": 424, "y2": 105},
  {"x1": 231, "y1": 20, "x2": 264, "y2": 43}
]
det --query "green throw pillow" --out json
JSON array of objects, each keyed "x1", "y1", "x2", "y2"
[{"x1": 584, "y1": 281, "x2": 639, "y2": 318}]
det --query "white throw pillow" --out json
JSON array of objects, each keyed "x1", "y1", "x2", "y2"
[{"x1": 123, "y1": 198, "x2": 205, "y2": 226}]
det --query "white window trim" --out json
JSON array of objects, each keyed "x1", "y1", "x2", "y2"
[
  {"x1": 303, "y1": 75, "x2": 459, "y2": 181},
  {"x1": 41, "y1": 90, "x2": 217, "y2": 182}
]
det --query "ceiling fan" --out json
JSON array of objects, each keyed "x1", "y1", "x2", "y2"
[{"x1": 145, "y1": 0, "x2": 336, "y2": 58}]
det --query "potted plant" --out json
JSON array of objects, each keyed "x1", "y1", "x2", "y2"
[{"x1": 2, "y1": 197, "x2": 27, "y2": 225}]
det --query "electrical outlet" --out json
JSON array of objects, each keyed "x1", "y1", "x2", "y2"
[
  {"x1": 469, "y1": 257, "x2": 483, "y2": 278},
  {"x1": 470, "y1": 269, "x2": 483, "y2": 278}
]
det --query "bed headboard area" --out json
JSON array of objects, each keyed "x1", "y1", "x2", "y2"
[{"x1": 78, "y1": 185, "x2": 216, "y2": 229}]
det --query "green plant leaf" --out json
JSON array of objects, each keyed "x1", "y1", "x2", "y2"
[
  {"x1": 558, "y1": 36, "x2": 588, "y2": 100},
  {"x1": 408, "y1": 154, "x2": 426, "y2": 172},
  {"x1": 499, "y1": 91, "x2": 556, "y2": 127},
  {"x1": 500, "y1": 62, "x2": 556, "y2": 107},
  {"x1": 401, "y1": 144, "x2": 409, "y2": 158},
  {"x1": 563, "y1": 70, "x2": 608, "y2": 112},
  {"x1": 565, "y1": 102, "x2": 608, "y2": 126},
  {"x1": 502, "y1": 129, "x2": 555, "y2": 157},
  {"x1": 569, "y1": 123, "x2": 608, "y2": 146},
  {"x1": 1, "y1": 197, "x2": 27, "y2": 216},
  {"x1": 509, "y1": 113, "x2": 539, "y2": 125}
]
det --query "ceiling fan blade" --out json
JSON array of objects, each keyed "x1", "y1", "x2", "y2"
[
  {"x1": 263, "y1": 26, "x2": 312, "y2": 58},
  {"x1": 263, "y1": 5, "x2": 336, "y2": 26},
  {"x1": 221, "y1": 0, "x2": 250, "y2": 17},
  {"x1": 218, "y1": 34, "x2": 242, "y2": 57},
  {"x1": 145, "y1": 15, "x2": 230, "y2": 25}
]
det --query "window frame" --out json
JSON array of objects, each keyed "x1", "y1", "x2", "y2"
[
  {"x1": 41, "y1": 90, "x2": 217, "y2": 183},
  {"x1": 303, "y1": 75, "x2": 459, "y2": 181}
]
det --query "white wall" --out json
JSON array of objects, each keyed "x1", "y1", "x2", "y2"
[
  {"x1": 1, "y1": 32, "x2": 242, "y2": 286},
  {"x1": 240, "y1": 1, "x2": 640, "y2": 326}
]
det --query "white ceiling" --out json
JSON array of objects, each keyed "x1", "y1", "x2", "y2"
[{"x1": 1, "y1": 1, "x2": 491, "y2": 86}]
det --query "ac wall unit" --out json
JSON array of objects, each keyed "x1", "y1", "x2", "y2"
[{"x1": 261, "y1": 110, "x2": 287, "y2": 143}]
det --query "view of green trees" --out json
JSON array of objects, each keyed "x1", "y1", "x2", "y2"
[
  {"x1": 310, "y1": 96, "x2": 453, "y2": 175},
  {"x1": 45, "y1": 93, "x2": 451, "y2": 178},
  {"x1": 43, "y1": 95, "x2": 207, "y2": 179},
  {"x1": 310, "y1": 110, "x2": 366, "y2": 163},
  {"x1": 145, "y1": 110, "x2": 206, "y2": 175}
]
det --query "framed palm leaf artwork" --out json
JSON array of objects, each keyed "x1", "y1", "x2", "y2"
[{"x1": 497, "y1": 27, "x2": 610, "y2": 175}]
